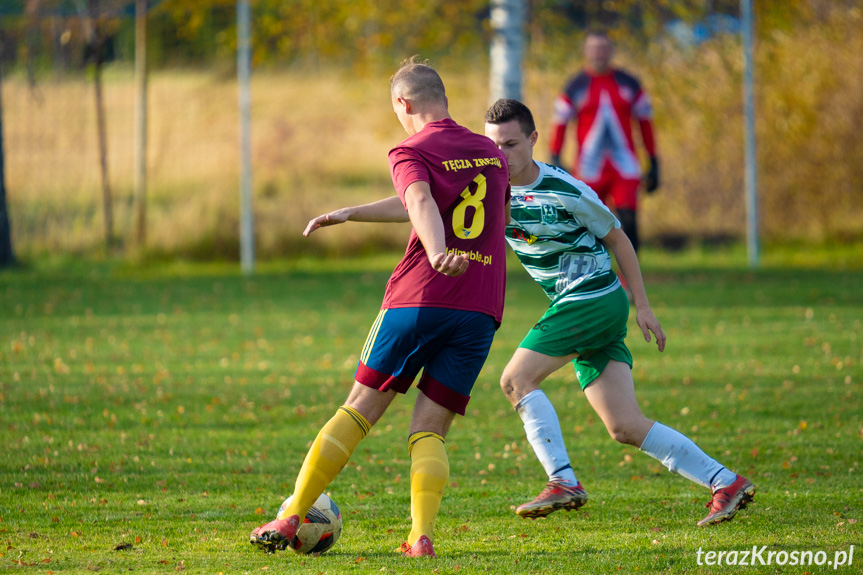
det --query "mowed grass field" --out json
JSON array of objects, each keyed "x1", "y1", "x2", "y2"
[{"x1": 1, "y1": 246, "x2": 861, "y2": 574}]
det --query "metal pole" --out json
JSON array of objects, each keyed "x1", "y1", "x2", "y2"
[
  {"x1": 489, "y1": 0, "x2": 524, "y2": 102},
  {"x1": 133, "y1": 0, "x2": 148, "y2": 246},
  {"x1": 237, "y1": 0, "x2": 254, "y2": 274},
  {"x1": 741, "y1": 0, "x2": 759, "y2": 268}
]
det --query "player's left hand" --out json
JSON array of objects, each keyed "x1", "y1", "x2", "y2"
[
  {"x1": 430, "y1": 252, "x2": 469, "y2": 277},
  {"x1": 643, "y1": 157, "x2": 660, "y2": 194},
  {"x1": 636, "y1": 306, "x2": 666, "y2": 352},
  {"x1": 303, "y1": 209, "x2": 351, "y2": 237}
]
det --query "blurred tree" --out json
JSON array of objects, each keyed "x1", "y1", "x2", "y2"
[
  {"x1": 4, "y1": 0, "x2": 835, "y2": 73},
  {"x1": 0, "y1": 61, "x2": 15, "y2": 268},
  {"x1": 152, "y1": 0, "x2": 491, "y2": 69}
]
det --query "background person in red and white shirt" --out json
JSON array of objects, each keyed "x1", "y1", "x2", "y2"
[{"x1": 549, "y1": 30, "x2": 659, "y2": 256}]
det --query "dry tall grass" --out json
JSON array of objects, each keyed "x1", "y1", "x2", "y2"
[{"x1": 5, "y1": 9, "x2": 862, "y2": 259}]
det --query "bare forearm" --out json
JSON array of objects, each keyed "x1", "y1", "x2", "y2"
[
  {"x1": 602, "y1": 227, "x2": 666, "y2": 351},
  {"x1": 404, "y1": 183, "x2": 446, "y2": 257},
  {"x1": 404, "y1": 181, "x2": 467, "y2": 276},
  {"x1": 304, "y1": 195, "x2": 408, "y2": 236},
  {"x1": 602, "y1": 228, "x2": 649, "y2": 308},
  {"x1": 344, "y1": 196, "x2": 410, "y2": 223}
]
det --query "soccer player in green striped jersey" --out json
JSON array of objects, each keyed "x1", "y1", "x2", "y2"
[{"x1": 484, "y1": 99, "x2": 754, "y2": 527}]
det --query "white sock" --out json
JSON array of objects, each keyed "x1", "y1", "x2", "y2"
[
  {"x1": 640, "y1": 422, "x2": 737, "y2": 490},
  {"x1": 515, "y1": 390, "x2": 578, "y2": 486}
]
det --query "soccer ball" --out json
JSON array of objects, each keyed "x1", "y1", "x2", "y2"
[{"x1": 276, "y1": 493, "x2": 342, "y2": 555}]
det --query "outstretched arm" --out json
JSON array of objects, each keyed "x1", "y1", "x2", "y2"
[
  {"x1": 303, "y1": 195, "x2": 409, "y2": 236},
  {"x1": 403, "y1": 181, "x2": 468, "y2": 277},
  {"x1": 600, "y1": 227, "x2": 666, "y2": 352}
]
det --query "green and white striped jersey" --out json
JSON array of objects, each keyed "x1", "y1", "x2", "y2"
[{"x1": 505, "y1": 161, "x2": 621, "y2": 305}]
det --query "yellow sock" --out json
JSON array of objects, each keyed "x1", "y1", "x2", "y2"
[
  {"x1": 407, "y1": 431, "x2": 449, "y2": 546},
  {"x1": 279, "y1": 405, "x2": 370, "y2": 521}
]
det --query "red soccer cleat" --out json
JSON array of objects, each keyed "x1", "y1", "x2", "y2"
[
  {"x1": 697, "y1": 475, "x2": 756, "y2": 527},
  {"x1": 400, "y1": 535, "x2": 437, "y2": 558},
  {"x1": 516, "y1": 481, "x2": 588, "y2": 519},
  {"x1": 249, "y1": 515, "x2": 300, "y2": 552}
]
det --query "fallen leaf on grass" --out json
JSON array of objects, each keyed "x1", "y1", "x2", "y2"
[{"x1": 114, "y1": 543, "x2": 132, "y2": 551}]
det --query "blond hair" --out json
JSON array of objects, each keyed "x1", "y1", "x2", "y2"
[{"x1": 390, "y1": 55, "x2": 446, "y2": 106}]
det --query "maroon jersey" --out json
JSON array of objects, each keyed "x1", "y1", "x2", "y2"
[
  {"x1": 550, "y1": 69, "x2": 656, "y2": 184},
  {"x1": 384, "y1": 119, "x2": 510, "y2": 323}
]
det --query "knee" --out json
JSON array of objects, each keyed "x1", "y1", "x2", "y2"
[
  {"x1": 499, "y1": 371, "x2": 518, "y2": 403},
  {"x1": 605, "y1": 415, "x2": 653, "y2": 447},
  {"x1": 605, "y1": 421, "x2": 641, "y2": 447},
  {"x1": 500, "y1": 369, "x2": 530, "y2": 406}
]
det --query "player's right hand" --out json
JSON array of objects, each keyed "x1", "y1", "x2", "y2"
[
  {"x1": 303, "y1": 210, "x2": 350, "y2": 236},
  {"x1": 430, "y1": 252, "x2": 469, "y2": 277}
]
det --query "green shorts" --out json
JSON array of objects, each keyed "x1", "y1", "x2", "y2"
[{"x1": 518, "y1": 286, "x2": 633, "y2": 389}]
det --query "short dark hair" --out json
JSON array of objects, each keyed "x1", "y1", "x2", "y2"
[{"x1": 484, "y1": 98, "x2": 536, "y2": 137}]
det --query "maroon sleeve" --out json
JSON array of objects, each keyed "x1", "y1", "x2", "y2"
[{"x1": 389, "y1": 147, "x2": 430, "y2": 204}]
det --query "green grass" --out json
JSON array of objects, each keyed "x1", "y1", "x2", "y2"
[{"x1": 1, "y1": 245, "x2": 861, "y2": 574}]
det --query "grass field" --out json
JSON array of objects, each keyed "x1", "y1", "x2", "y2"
[{"x1": 1, "y1": 246, "x2": 861, "y2": 574}]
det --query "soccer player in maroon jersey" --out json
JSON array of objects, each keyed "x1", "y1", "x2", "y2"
[
  {"x1": 549, "y1": 31, "x2": 659, "y2": 256},
  {"x1": 249, "y1": 57, "x2": 511, "y2": 558}
]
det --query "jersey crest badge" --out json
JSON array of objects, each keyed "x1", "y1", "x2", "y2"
[{"x1": 541, "y1": 204, "x2": 558, "y2": 224}]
